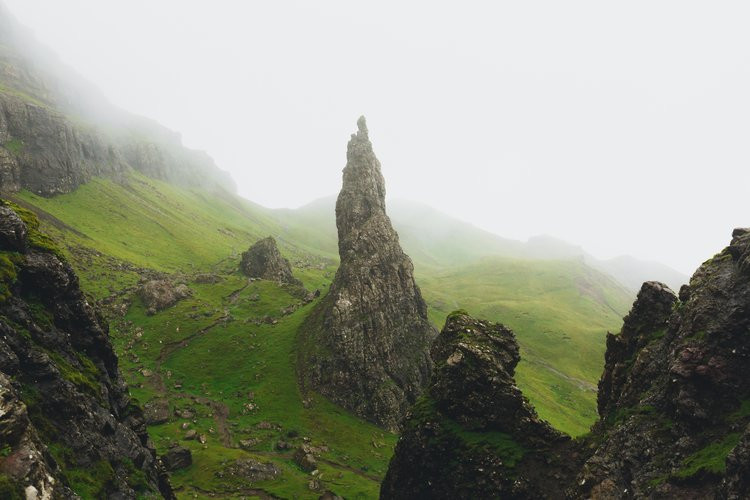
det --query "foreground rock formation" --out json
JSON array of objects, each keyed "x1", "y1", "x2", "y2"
[
  {"x1": 383, "y1": 228, "x2": 750, "y2": 499},
  {"x1": 0, "y1": 201, "x2": 173, "y2": 498},
  {"x1": 381, "y1": 311, "x2": 578, "y2": 498},
  {"x1": 240, "y1": 236, "x2": 302, "y2": 286},
  {"x1": 298, "y1": 117, "x2": 436, "y2": 431}
]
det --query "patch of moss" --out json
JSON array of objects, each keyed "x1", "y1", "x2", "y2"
[
  {"x1": 3, "y1": 138, "x2": 23, "y2": 155},
  {"x1": 729, "y1": 399, "x2": 750, "y2": 421},
  {"x1": 122, "y1": 458, "x2": 151, "y2": 494},
  {"x1": 0, "y1": 200, "x2": 64, "y2": 259},
  {"x1": 408, "y1": 396, "x2": 526, "y2": 468},
  {"x1": 47, "y1": 351, "x2": 100, "y2": 397},
  {"x1": 0, "y1": 251, "x2": 20, "y2": 302},
  {"x1": 447, "y1": 309, "x2": 470, "y2": 321},
  {"x1": 66, "y1": 460, "x2": 115, "y2": 499},
  {"x1": 673, "y1": 433, "x2": 741, "y2": 479},
  {"x1": 0, "y1": 474, "x2": 23, "y2": 500}
]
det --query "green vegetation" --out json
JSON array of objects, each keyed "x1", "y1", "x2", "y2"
[
  {"x1": 408, "y1": 397, "x2": 526, "y2": 468},
  {"x1": 674, "y1": 433, "x2": 741, "y2": 479},
  {"x1": 419, "y1": 258, "x2": 631, "y2": 435},
  {"x1": 0, "y1": 474, "x2": 23, "y2": 500},
  {"x1": 3, "y1": 138, "x2": 23, "y2": 155}
]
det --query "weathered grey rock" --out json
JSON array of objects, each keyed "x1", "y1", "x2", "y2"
[
  {"x1": 217, "y1": 459, "x2": 281, "y2": 482},
  {"x1": 298, "y1": 117, "x2": 436, "y2": 431},
  {"x1": 138, "y1": 280, "x2": 192, "y2": 315},
  {"x1": 143, "y1": 398, "x2": 171, "y2": 425},
  {"x1": 0, "y1": 205, "x2": 27, "y2": 251},
  {"x1": 240, "y1": 236, "x2": 302, "y2": 286}
]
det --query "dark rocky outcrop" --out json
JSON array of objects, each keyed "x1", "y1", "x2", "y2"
[
  {"x1": 0, "y1": 200, "x2": 173, "y2": 498},
  {"x1": 298, "y1": 117, "x2": 436, "y2": 431},
  {"x1": 381, "y1": 311, "x2": 576, "y2": 499},
  {"x1": 384, "y1": 228, "x2": 750, "y2": 499},
  {"x1": 240, "y1": 236, "x2": 302, "y2": 286}
]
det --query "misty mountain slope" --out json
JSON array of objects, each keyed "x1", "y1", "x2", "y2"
[{"x1": 0, "y1": 4, "x2": 235, "y2": 195}]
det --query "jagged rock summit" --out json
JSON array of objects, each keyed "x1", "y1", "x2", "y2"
[
  {"x1": 298, "y1": 116, "x2": 436, "y2": 431},
  {"x1": 240, "y1": 236, "x2": 302, "y2": 286},
  {"x1": 383, "y1": 228, "x2": 750, "y2": 499},
  {"x1": 0, "y1": 201, "x2": 173, "y2": 498}
]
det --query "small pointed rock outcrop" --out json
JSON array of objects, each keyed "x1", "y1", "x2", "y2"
[
  {"x1": 381, "y1": 311, "x2": 574, "y2": 499},
  {"x1": 298, "y1": 117, "x2": 436, "y2": 431},
  {"x1": 240, "y1": 236, "x2": 302, "y2": 286}
]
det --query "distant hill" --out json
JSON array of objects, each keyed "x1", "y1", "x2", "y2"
[{"x1": 276, "y1": 196, "x2": 688, "y2": 291}]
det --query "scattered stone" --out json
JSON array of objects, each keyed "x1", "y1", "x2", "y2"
[
  {"x1": 294, "y1": 445, "x2": 318, "y2": 472},
  {"x1": 276, "y1": 440, "x2": 292, "y2": 451},
  {"x1": 184, "y1": 430, "x2": 197, "y2": 440},
  {"x1": 143, "y1": 399, "x2": 170, "y2": 425},
  {"x1": 198, "y1": 434, "x2": 207, "y2": 444},
  {"x1": 194, "y1": 273, "x2": 222, "y2": 284},
  {"x1": 217, "y1": 459, "x2": 281, "y2": 482},
  {"x1": 239, "y1": 438, "x2": 261, "y2": 450},
  {"x1": 138, "y1": 279, "x2": 192, "y2": 315}
]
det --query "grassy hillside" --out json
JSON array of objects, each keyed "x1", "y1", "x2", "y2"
[
  {"x1": 9, "y1": 172, "x2": 633, "y2": 496},
  {"x1": 418, "y1": 258, "x2": 632, "y2": 435}
]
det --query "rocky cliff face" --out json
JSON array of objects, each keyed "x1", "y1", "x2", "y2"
[
  {"x1": 0, "y1": 6, "x2": 235, "y2": 196},
  {"x1": 298, "y1": 117, "x2": 436, "y2": 431},
  {"x1": 240, "y1": 236, "x2": 302, "y2": 286},
  {"x1": 0, "y1": 201, "x2": 173, "y2": 498},
  {"x1": 383, "y1": 228, "x2": 750, "y2": 499}
]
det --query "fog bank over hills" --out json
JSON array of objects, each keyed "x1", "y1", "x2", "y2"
[
  {"x1": 276, "y1": 195, "x2": 688, "y2": 292},
  {"x1": 3, "y1": 1, "x2": 748, "y2": 276}
]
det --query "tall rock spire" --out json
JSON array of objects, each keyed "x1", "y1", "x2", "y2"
[{"x1": 298, "y1": 117, "x2": 436, "y2": 431}]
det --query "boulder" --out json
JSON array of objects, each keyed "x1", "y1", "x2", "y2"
[
  {"x1": 162, "y1": 446, "x2": 192, "y2": 471},
  {"x1": 240, "y1": 236, "x2": 302, "y2": 286},
  {"x1": 138, "y1": 280, "x2": 191, "y2": 315}
]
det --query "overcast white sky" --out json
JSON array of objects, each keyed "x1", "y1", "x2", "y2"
[{"x1": 4, "y1": 1, "x2": 749, "y2": 274}]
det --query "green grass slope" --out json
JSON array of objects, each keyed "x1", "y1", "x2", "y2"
[
  {"x1": 418, "y1": 257, "x2": 632, "y2": 435},
  {"x1": 9, "y1": 172, "x2": 633, "y2": 496}
]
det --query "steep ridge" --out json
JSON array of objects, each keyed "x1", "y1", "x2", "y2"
[
  {"x1": 298, "y1": 117, "x2": 436, "y2": 431},
  {"x1": 384, "y1": 228, "x2": 750, "y2": 499},
  {"x1": 0, "y1": 201, "x2": 172, "y2": 498},
  {"x1": 0, "y1": 5, "x2": 234, "y2": 196}
]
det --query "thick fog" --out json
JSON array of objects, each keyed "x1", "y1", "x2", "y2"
[{"x1": 4, "y1": 1, "x2": 749, "y2": 274}]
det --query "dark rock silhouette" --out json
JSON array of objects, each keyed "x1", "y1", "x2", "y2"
[{"x1": 298, "y1": 117, "x2": 436, "y2": 431}]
